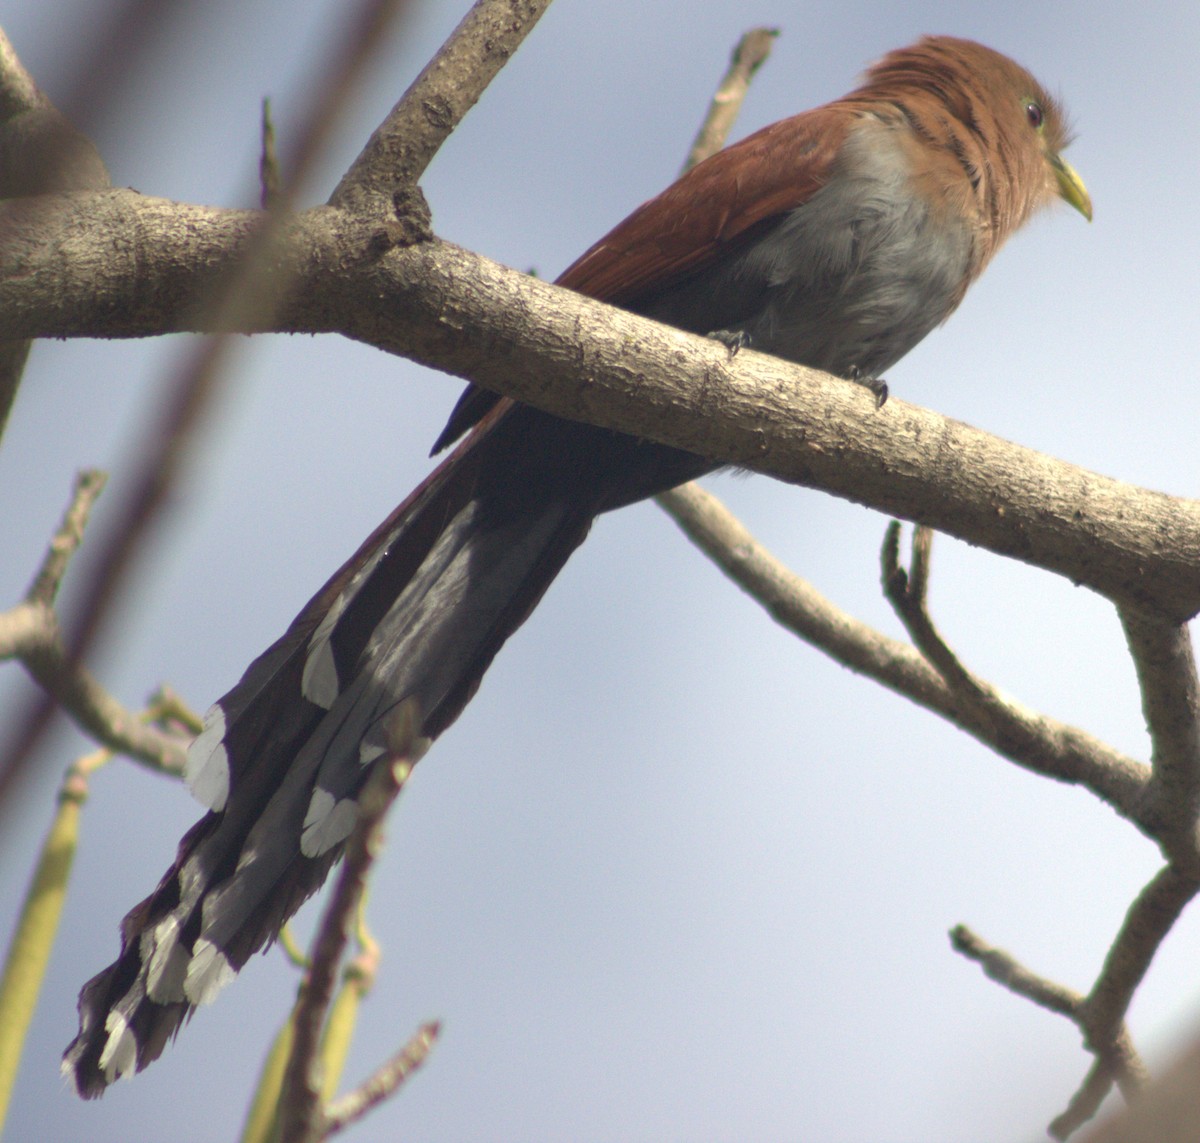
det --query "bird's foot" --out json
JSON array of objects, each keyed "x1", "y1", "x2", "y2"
[
  {"x1": 849, "y1": 366, "x2": 888, "y2": 408},
  {"x1": 708, "y1": 328, "x2": 750, "y2": 356}
]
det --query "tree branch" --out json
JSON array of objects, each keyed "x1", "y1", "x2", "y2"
[
  {"x1": 0, "y1": 472, "x2": 188, "y2": 777},
  {"x1": 1118, "y1": 604, "x2": 1200, "y2": 860},
  {"x1": 0, "y1": 0, "x2": 423, "y2": 809},
  {"x1": 3, "y1": 197, "x2": 1199, "y2": 617},
  {"x1": 322, "y1": 1022, "x2": 440, "y2": 1137},
  {"x1": 679, "y1": 26, "x2": 778, "y2": 173},
  {"x1": 660, "y1": 483, "x2": 1152, "y2": 829},
  {"x1": 1083, "y1": 866, "x2": 1199, "y2": 1058},
  {"x1": 950, "y1": 922, "x2": 1152, "y2": 1138},
  {"x1": 331, "y1": 0, "x2": 553, "y2": 206},
  {"x1": 0, "y1": 23, "x2": 108, "y2": 443}
]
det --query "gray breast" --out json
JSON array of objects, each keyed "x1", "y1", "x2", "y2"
[{"x1": 642, "y1": 116, "x2": 976, "y2": 382}]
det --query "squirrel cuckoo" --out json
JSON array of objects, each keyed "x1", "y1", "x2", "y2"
[{"x1": 65, "y1": 35, "x2": 1090, "y2": 1094}]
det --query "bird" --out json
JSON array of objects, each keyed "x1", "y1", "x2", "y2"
[{"x1": 64, "y1": 35, "x2": 1091, "y2": 1096}]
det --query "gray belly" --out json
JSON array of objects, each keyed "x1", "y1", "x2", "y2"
[{"x1": 642, "y1": 119, "x2": 976, "y2": 381}]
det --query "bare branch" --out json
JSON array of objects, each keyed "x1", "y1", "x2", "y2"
[
  {"x1": 323, "y1": 1022, "x2": 440, "y2": 1137},
  {"x1": 0, "y1": 24, "x2": 107, "y2": 192},
  {"x1": 25, "y1": 469, "x2": 106, "y2": 608},
  {"x1": 1076, "y1": 1035, "x2": 1200, "y2": 1143},
  {"x1": 4, "y1": 199, "x2": 1199, "y2": 618},
  {"x1": 1083, "y1": 866, "x2": 1199, "y2": 1055},
  {"x1": 260, "y1": 98, "x2": 281, "y2": 211},
  {"x1": 681, "y1": 27, "x2": 779, "y2": 172},
  {"x1": 0, "y1": 473, "x2": 187, "y2": 776},
  {"x1": 274, "y1": 0, "x2": 418, "y2": 206},
  {"x1": 1118, "y1": 603, "x2": 1200, "y2": 857},
  {"x1": 960, "y1": 865, "x2": 1194, "y2": 1137},
  {"x1": 0, "y1": 24, "x2": 108, "y2": 443},
  {"x1": 950, "y1": 923, "x2": 1151, "y2": 1138},
  {"x1": 661, "y1": 484, "x2": 1151, "y2": 828},
  {"x1": 0, "y1": 0, "x2": 416, "y2": 810},
  {"x1": 0, "y1": 24, "x2": 41, "y2": 113},
  {"x1": 1051, "y1": 1057, "x2": 1124, "y2": 1140},
  {"x1": 330, "y1": 0, "x2": 553, "y2": 206},
  {"x1": 950, "y1": 925, "x2": 1082, "y2": 1018}
]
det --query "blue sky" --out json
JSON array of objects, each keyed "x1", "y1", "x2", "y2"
[{"x1": 2, "y1": 1, "x2": 1199, "y2": 1140}]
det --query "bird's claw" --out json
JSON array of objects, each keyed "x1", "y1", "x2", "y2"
[
  {"x1": 708, "y1": 328, "x2": 750, "y2": 357},
  {"x1": 849, "y1": 366, "x2": 889, "y2": 408}
]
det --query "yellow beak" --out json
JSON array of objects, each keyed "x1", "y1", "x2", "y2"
[{"x1": 1052, "y1": 153, "x2": 1092, "y2": 221}]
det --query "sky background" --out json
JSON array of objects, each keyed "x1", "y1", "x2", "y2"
[{"x1": 2, "y1": 1, "x2": 1198, "y2": 1141}]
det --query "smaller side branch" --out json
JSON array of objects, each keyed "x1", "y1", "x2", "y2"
[
  {"x1": 1050, "y1": 1050, "x2": 1142, "y2": 1141},
  {"x1": 949, "y1": 924, "x2": 1081, "y2": 1019},
  {"x1": 681, "y1": 26, "x2": 779, "y2": 173},
  {"x1": 274, "y1": 0, "x2": 417, "y2": 204},
  {"x1": 950, "y1": 924, "x2": 1150, "y2": 1140},
  {"x1": 883, "y1": 524, "x2": 1006, "y2": 732},
  {"x1": 323, "y1": 1022, "x2": 440, "y2": 1137},
  {"x1": 0, "y1": 24, "x2": 108, "y2": 442},
  {"x1": 0, "y1": 472, "x2": 187, "y2": 779},
  {"x1": 1118, "y1": 603, "x2": 1200, "y2": 860},
  {"x1": 1074, "y1": 1035, "x2": 1200, "y2": 1143},
  {"x1": 8, "y1": 609, "x2": 186, "y2": 777},
  {"x1": 660, "y1": 485, "x2": 1151, "y2": 827},
  {"x1": 330, "y1": 0, "x2": 555, "y2": 206},
  {"x1": 1083, "y1": 865, "x2": 1199, "y2": 1060},
  {"x1": 878, "y1": 522, "x2": 1153, "y2": 827},
  {"x1": 26, "y1": 469, "x2": 106, "y2": 607}
]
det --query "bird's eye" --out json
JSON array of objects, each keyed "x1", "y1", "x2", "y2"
[{"x1": 1025, "y1": 101, "x2": 1045, "y2": 130}]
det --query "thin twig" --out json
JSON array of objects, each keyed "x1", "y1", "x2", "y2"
[
  {"x1": 681, "y1": 27, "x2": 778, "y2": 173},
  {"x1": 25, "y1": 469, "x2": 107, "y2": 607},
  {"x1": 949, "y1": 925, "x2": 1082, "y2": 1018},
  {"x1": 0, "y1": 473, "x2": 187, "y2": 775},
  {"x1": 883, "y1": 522, "x2": 998, "y2": 722},
  {"x1": 323, "y1": 1021, "x2": 440, "y2": 1137},
  {"x1": 260, "y1": 98, "x2": 281, "y2": 211},
  {"x1": 4, "y1": 608, "x2": 187, "y2": 776},
  {"x1": 1051, "y1": 1057, "x2": 1123, "y2": 1140},
  {"x1": 950, "y1": 922, "x2": 1152, "y2": 1138},
  {"x1": 1073, "y1": 1035, "x2": 1200, "y2": 1143}
]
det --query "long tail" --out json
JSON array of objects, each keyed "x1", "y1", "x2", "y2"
[{"x1": 64, "y1": 396, "x2": 708, "y2": 1097}]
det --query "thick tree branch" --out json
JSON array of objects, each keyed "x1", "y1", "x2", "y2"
[
  {"x1": 0, "y1": 23, "x2": 108, "y2": 443},
  {"x1": 5, "y1": 192, "x2": 1197, "y2": 617}
]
